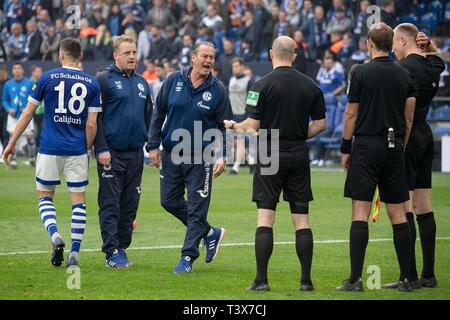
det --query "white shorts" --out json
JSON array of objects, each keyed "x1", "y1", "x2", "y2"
[
  {"x1": 7, "y1": 115, "x2": 34, "y2": 135},
  {"x1": 36, "y1": 153, "x2": 89, "y2": 192}
]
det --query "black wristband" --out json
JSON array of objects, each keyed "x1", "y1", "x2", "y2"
[{"x1": 340, "y1": 138, "x2": 352, "y2": 154}]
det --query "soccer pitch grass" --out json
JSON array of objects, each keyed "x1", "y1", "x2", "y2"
[{"x1": 0, "y1": 160, "x2": 449, "y2": 300}]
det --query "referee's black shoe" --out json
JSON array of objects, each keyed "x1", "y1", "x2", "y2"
[
  {"x1": 397, "y1": 279, "x2": 413, "y2": 292},
  {"x1": 336, "y1": 278, "x2": 363, "y2": 292},
  {"x1": 381, "y1": 279, "x2": 422, "y2": 290},
  {"x1": 246, "y1": 280, "x2": 270, "y2": 291},
  {"x1": 419, "y1": 276, "x2": 438, "y2": 288},
  {"x1": 300, "y1": 282, "x2": 314, "y2": 291}
]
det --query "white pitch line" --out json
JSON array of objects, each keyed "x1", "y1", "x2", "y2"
[{"x1": 1, "y1": 237, "x2": 449, "y2": 257}]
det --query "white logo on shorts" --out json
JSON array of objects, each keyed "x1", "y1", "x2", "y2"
[{"x1": 136, "y1": 185, "x2": 142, "y2": 194}]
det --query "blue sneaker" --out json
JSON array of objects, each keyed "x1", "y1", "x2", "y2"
[
  {"x1": 204, "y1": 227, "x2": 226, "y2": 263},
  {"x1": 118, "y1": 248, "x2": 133, "y2": 267},
  {"x1": 106, "y1": 249, "x2": 131, "y2": 268},
  {"x1": 173, "y1": 256, "x2": 193, "y2": 273}
]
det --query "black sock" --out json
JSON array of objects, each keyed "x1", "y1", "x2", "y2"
[
  {"x1": 295, "y1": 228, "x2": 313, "y2": 284},
  {"x1": 255, "y1": 227, "x2": 273, "y2": 283},
  {"x1": 349, "y1": 221, "x2": 369, "y2": 283},
  {"x1": 406, "y1": 212, "x2": 418, "y2": 281},
  {"x1": 417, "y1": 212, "x2": 436, "y2": 279},
  {"x1": 393, "y1": 222, "x2": 412, "y2": 281}
]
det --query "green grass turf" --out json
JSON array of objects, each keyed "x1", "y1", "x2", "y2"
[{"x1": 0, "y1": 159, "x2": 449, "y2": 300}]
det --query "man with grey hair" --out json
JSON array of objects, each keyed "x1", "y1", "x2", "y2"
[
  {"x1": 147, "y1": 41, "x2": 232, "y2": 274},
  {"x1": 224, "y1": 36, "x2": 327, "y2": 291}
]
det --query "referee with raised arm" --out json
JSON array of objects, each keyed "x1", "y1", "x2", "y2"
[
  {"x1": 225, "y1": 36, "x2": 327, "y2": 291},
  {"x1": 381, "y1": 24, "x2": 445, "y2": 289},
  {"x1": 336, "y1": 22, "x2": 419, "y2": 292}
]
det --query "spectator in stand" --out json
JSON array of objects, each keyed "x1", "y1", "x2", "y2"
[
  {"x1": 306, "y1": 5, "x2": 328, "y2": 60},
  {"x1": 167, "y1": 0, "x2": 183, "y2": 22},
  {"x1": 179, "y1": 34, "x2": 194, "y2": 69},
  {"x1": 178, "y1": 0, "x2": 202, "y2": 39},
  {"x1": 299, "y1": 0, "x2": 314, "y2": 33},
  {"x1": 240, "y1": 38, "x2": 255, "y2": 62},
  {"x1": 285, "y1": 0, "x2": 301, "y2": 28},
  {"x1": 250, "y1": 0, "x2": 272, "y2": 60},
  {"x1": 329, "y1": 31, "x2": 344, "y2": 56},
  {"x1": 24, "y1": 19, "x2": 43, "y2": 61},
  {"x1": 238, "y1": 11, "x2": 257, "y2": 55},
  {"x1": 353, "y1": 0, "x2": 371, "y2": 43},
  {"x1": 202, "y1": 4, "x2": 224, "y2": 29},
  {"x1": 79, "y1": 18, "x2": 97, "y2": 61},
  {"x1": 40, "y1": 25, "x2": 61, "y2": 62},
  {"x1": 121, "y1": 0, "x2": 145, "y2": 32},
  {"x1": 350, "y1": 37, "x2": 369, "y2": 65},
  {"x1": 7, "y1": 23, "x2": 27, "y2": 61},
  {"x1": 326, "y1": 7, "x2": 352, "y2": 35},
  {"x1": 108, "y1": 3, "x2": 125, "y2": 37},
  {"x1": 37, "y1": 9, "x2": 52, "y2": 35},
  {"x1": 93, "y1": 24, "x2": 113, "y2": 61},
  {"x1": 89, "y1": 7, "x2": 106, "y2": 29},
  {"x1": 146, "y1": 0, "x2": 175, "y2": 29},
  {"x1": 143, "y1": 60, "x2": 159, "y2": 84},
  {"x1": 381, "y1": 0, "x2": 396, "y2": 28},
  {"x1": 326, "y1": 0, "x2": 355, "y2": 27},
  {"x1": 150, "y1": 63, "x2": 168, "y2": 99},
  {"x1": 166, "y1": 25, "x2": 183, "y2": 64},
  {"x1": 217, "y1": 38, "x2": 237, "y2": 86},
  {"x1": 337, "y1": 33, "x2": 356, "y2": 62},
  {"x1": 137, "y1": 20, "x2": 153, "y2": 62},
  {"x1": 273, "y1": 10, "x2": 295, "y2": 40},
  {"x1": 5, "y1": 0, "x2": 23, "y2": 30},
  {"x1": 148, "y1": 24, "x2": 169, "y2": 63},
  {"x1": 293, "y1": 30, "x2": 309, "y2": 73}
]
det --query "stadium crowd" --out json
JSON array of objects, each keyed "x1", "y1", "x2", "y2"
[{"x1": 0, "y1": 0, "x2": 449, "y2": 168}]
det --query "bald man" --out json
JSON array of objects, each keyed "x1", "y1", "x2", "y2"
[
  {"x1": 382, "y1": 24, "x2": 445, "y2": 289},
  {"x1": 224, "y1": 36, "x2": 327, "y2": 291}
]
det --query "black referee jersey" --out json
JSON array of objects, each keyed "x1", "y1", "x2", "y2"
[{"x1": 245, "y1": 66, "x2": 326, "y2": 151}]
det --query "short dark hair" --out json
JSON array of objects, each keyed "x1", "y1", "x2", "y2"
[
  {"x1": 368, "y1": 22, "x2": 393, "y2": 52},
  {"x1": 30, "y1": 64, "x2": 42, "y2": 73},
  {"x1": 59, "y1": 38, "x2": 82, "y2": 61},
  {"x1": 231, "y1": 57, "x2": 244, "y2": 66},
  {"x1": 12, "y1": 62, "x2": 24, "y2": 68}
]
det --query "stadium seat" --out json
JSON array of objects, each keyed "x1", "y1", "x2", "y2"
[
  {"x1": 420, "y1": 13, "x2": 437, "y2": 34},
  {"x1": 432, "y1": 105, "x2": 450, "y2": 121},
  {"x1": 427, "y1": 0, "x2": 444, "y2": 21},
  {"x1": 426, "y1": 108, "x2": 434, "y2": 121},
  {"x1": 415, "y1": 2, "x2": 427, "y2": 19},
  {"x1": 400, "y1": 14, "x2": 419, "y2": 25},
  {"x1": 433, "y1": 127, "x2": 450, "y2": 137}
]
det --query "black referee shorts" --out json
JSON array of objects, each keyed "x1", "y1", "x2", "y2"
[
  {"x1": 252, "y1": 144, "x2": 313, "y2": 211},
  {"x1": 404, "y1": 123, "x2": 434, "y2": 191},
  {"x1": 344, "y1": 137, "x2": 409, "y2": 204}
]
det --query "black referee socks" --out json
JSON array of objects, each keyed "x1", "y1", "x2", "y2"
[
  {"x1": 417, "y1": 212, "x2": 436, "y2": 279},
  {"x1": 295, "y1": 229, "x2": 313, "y2": 285},
  {"x1": 393, "y1": 222, "x2": 412, "y2": 281},
  {"x1": 255, "y1": 227, "x2": 273, "y2": 283},
  {"x1": 406, "y1": 212, "x2": 419, "y2": 281},
  {"x1": 349, "y1": 221, "x2": 369, "y2": 283}
]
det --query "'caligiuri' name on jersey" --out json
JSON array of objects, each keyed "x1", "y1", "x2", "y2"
[{"x1": 28, "y1": 66, "x2": 101, "y2": 156}]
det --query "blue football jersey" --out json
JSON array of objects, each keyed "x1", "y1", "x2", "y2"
[{"x1": 28, "y1": 66, "x2": 101, "y2": 156}]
